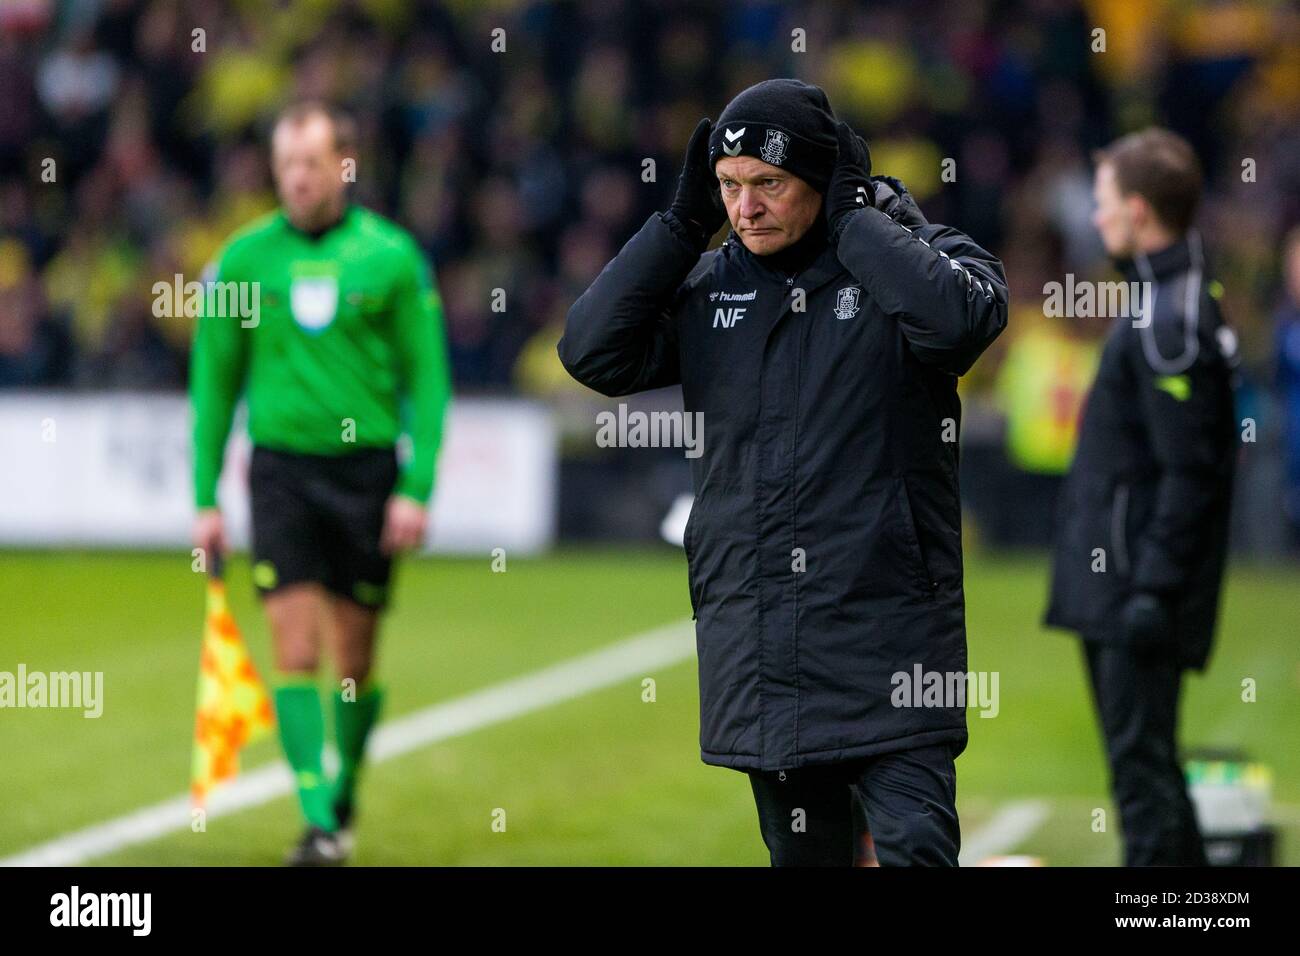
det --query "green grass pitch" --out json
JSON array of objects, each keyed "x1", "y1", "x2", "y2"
[{"x1": 0, "y1": 548, "x2": 1295, "y2": 865}]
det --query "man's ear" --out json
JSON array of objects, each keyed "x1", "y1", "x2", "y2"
[{"x1": 1124, "y1": 193, "x2": 1149, "y2": 233}]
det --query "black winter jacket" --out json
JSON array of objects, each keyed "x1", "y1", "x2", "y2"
[
  {"x1": 1045, "y1": 235, "x2": 1237, "y2": 671},
  {"x1": 559, "y1": 181, "x2": 1009, "y2": 770}
]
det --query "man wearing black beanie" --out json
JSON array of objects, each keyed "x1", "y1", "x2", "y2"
[
  {"x1": 560, "y1": 78, "x2": 1009, "y2": 866},
  {"x1": 709, "y1": 78, "x2": 840, "y2": 195}
]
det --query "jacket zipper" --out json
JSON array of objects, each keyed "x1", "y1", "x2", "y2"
[{"x1": 1111, "y1": 483, "x2": 1130, "y2": 576}]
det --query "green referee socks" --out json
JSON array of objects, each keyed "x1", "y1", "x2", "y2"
[
  {"x1": 274, "y1": 678, "x2": 337, "y2": 832},
  {"x1": 333, "y1": 681, "x2": 384, "y2": 815}
]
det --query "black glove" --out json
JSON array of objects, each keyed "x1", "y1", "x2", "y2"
[
  {"x1": 667, "y1": 117, "x2": 726, "y2": 250},
  {"x1": 1120, "y1": 591, "x2": 1175, "y2": 656},
  {"x1": 826, "y1": 120, "x2": 874, "y2": 243}
]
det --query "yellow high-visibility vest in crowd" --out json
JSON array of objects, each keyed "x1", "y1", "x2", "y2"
[{"x1": 995, "y1": 315, "x2": 1101, "y2": 475}]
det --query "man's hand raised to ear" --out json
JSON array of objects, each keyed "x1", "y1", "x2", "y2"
[
  {"x1": 667, "y1": 118, "x2": 727, "y2": 250},
  {"x1": 827, "y1": 120, "x2": 875, "y2": 244}
]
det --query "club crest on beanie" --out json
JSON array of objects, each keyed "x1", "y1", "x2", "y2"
[{"x1": 708, "y1": 78, "x2": 839, "y2": 194}]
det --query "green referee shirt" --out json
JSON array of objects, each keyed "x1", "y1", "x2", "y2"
[{"x1": 190, "y1": 204, "x2": 452, "y2": 508}]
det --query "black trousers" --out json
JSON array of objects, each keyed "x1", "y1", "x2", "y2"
[
  {"x1": 747, "y1": 743, "x2": 961, "y2": 866},
  {"x1": 1082, "y1": 640, "x2": 1207, "y2": 866}
]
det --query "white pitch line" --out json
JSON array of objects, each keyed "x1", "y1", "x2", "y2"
[
  {"x1": 5, "y1": 618, "x2": 1053, "y2": 868},
  {"x1": 1, "y1": 620, "x2": 697, "y2": 867},
  {"x1": 959, "y1": 799, "x2": 1052, "y2": 865}
]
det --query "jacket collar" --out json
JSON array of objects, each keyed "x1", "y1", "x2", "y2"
[
  {"x1": 723, "y1": 217, "x2": 843, "y2": 295},
  {"x1": 1114, "y1": 234, "x2": 1193, "y2": 282}
]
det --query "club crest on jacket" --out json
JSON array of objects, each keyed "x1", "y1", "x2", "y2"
[{"x1": 834, "y1": 286, "x2": 861, "y2": 320}]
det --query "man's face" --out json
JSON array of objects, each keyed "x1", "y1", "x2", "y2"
[
  {"x1": 1092, "y1": 161, "x2": 1138, "y2": 258},
  {"x1": 715, "y1": 155, "x2": 822, "y2": 256},
  {"x1": 272, "y1": 114, "x2": 346, "y2": 230}
]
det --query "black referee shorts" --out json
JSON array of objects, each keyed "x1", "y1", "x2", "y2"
[{"x1": 249, "y1": 445, "x2": 400, "y2": 610}]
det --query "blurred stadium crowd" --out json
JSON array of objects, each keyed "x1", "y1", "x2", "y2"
[{"x1": 1, "y1": 0, "x2": 1298, "y2": 544}]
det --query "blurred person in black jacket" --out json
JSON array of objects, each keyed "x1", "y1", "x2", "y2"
[{"x1": 1046, "y1": 129, "x2": 1239, "y2": 866}]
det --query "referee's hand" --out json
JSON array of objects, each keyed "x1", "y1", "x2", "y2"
[
  {"x1": 381, "y1": 495, "x2": 428, "y2": 555},
  {"x1": 193, "y1": 508, "x2": 228, "y2": 564}
]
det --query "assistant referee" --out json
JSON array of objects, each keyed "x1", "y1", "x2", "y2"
[{"x1": 190, "y1": 102, "x2": 452, "y2": 865}]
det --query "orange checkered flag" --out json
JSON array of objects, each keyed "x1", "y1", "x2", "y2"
[{"x1": 190, "y1": 551, "x2": 274, "y2": 806}]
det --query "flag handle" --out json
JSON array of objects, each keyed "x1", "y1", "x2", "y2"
[{"x1": 209, "y1": 547, "x2": 225, "y2": 582}]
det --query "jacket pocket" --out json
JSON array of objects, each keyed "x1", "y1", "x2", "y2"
[
  {"x1": 683, "y1": 510, "x2": 704, "y2": 620},
  {"x1": 896, "y1": 477, "x2": 938, "y2": 594}
]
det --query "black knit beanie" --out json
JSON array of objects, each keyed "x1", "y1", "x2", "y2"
[{"x1": 708, "y1": 78, "x2": 838, "y2": 194}]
